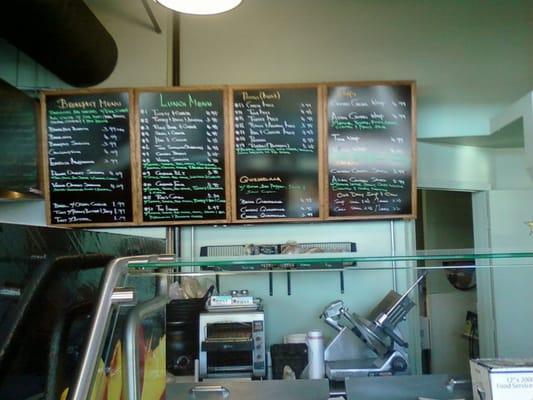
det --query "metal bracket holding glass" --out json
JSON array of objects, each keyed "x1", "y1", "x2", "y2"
[{"x1": 321, "y1": 272, "x2": 426, "y2": 380}]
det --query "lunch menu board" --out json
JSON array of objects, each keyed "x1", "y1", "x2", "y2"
[
  {"x1": 326, "y1": 83, "x2": 415, "y2": 218},
  {"x1": 43, "y1": 91, "x2": 134, "y2": 226},
  {"x1": 137, "y1": 89, "x2": 228, "y2": 224},
  {"x1": 232, "y1": 86, "x2": 321, "y2": 222}
]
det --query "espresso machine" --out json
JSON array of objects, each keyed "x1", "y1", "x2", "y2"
[{"x1": 320, "y1": 273, "x2": 426, "y2": 381}]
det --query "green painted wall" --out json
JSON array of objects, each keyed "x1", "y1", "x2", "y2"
[
  {"x1": 180, "y1": 0, "x2": 531, "y2": 138},
  {"x1": 476, "y1": 190, "x2": 533, "y2": 358}
]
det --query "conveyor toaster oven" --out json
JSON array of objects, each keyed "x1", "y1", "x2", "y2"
[{"x1": 199, "y1": 311, "x2": 266, "y2": 379}]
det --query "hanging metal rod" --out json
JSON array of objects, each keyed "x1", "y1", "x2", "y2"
[{"x1": 140, "y1": 0, "x2": 162, "y2": 34}]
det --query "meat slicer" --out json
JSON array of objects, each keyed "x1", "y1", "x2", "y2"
[{"x1": 320, "y1": 273, "x2": 426, "y2": 381}]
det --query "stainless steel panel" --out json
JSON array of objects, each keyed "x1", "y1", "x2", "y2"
[
  {"x1": 345, "y1": 374, "x2": 473, "y2": 400},
  {"x1": 167, "y1": 379, "x2": 330, "y2": 400}
]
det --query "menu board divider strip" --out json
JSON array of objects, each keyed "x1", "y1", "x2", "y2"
[
  {"x1": 42, "y1": 88, "x2": 137, "y2": 227},
  {"x1": 131, "y1": 89, "x2": 142, "y2": 224},
  {"x1": 324, "y1": 81, "x2": 416, "y2": 220},
  {"x1": 318, "y1": 84, "x2": 328, "y2": 220},
  {"x1": 222, "y1": 86, "x2": 233, "y2": 222},
  {"x1": 135, "y1": 86, "x2": 230, "y2": 225},
  {"x1": 35, "y1": 98, "x2": 45, "y2": 199},
  {"x1": 228, "y1": 87, "x2": 238, "y2": 222},
  {"x1": 40, "y1": 92, "x2": 52, "y2": 225},
  {"x1": 410, "y1": 82, "x2": 418, "y2": 219},
  {"x1": 230, "y1": 83, "x2": 323, "y2": 224}
]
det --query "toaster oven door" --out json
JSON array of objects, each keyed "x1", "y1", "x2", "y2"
[{"x1": 203, "y1": 322, "x2": 254, "y2": 376}]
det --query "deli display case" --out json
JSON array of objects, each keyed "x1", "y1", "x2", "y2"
[{"x1": 25, "y1": 247, "x2": 532, "y2": 400}]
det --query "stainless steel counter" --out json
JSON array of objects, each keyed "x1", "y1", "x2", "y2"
[
  {"x1": 345, "y1": 374, "x2": 473, "y2": 400},
  {"x1": 167, "y1": 379, "x2": 330, "y2": 400}
]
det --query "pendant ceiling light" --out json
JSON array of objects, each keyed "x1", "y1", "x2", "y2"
[{"x1": 155, "y1": 0, "x2": 242, "y2": 15}]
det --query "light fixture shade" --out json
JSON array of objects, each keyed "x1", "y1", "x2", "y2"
[{"x1": 155, "y1": 0, "x2": 242, "y2": 15}]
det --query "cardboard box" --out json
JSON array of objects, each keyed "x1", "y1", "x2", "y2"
[{"x1": 470, "y1": 359, "x2": 533, "y2": 400}]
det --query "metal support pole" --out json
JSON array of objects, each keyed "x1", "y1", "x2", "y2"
[
  {"x1": 69, "y1": 257, "x2": 130, "y2": 400},
  {"x1": 390, "y1": 220, "x2": 397, "y2": 291},
  {"x1": 166, "y1": 226, "x2": 176, "y2": 254},
  {"x1": 140, "y1": 0, "x2": 162, "y2": 34},
  {"x1": 158, "y1": 227, "x2": 180, "y2": 295},
  {"x1": 191, "y1": 226, "x2": 196, "y2": 261},
  {"x1": 123, "y1": 295, "x2": 169, "y2": 400}
]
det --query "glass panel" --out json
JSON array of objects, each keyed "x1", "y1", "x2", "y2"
[
  {"x1": 0, "y1": 223, "x2": 165, "y2": 400},
  {"x1": 124, "y1": 248, "x2": 533, "y2": 274},
  {"x1": 0, "y1": 259, "x2": 107, "y2": 400},
  {"x1": 61, "y1": 250, "x2": 533, "y2": 400},
  {"x1": 86, "y1": 273, "x2": 161, "y2": 400},
  {"x1": 114, "y1": 251, "x2": 533, "y2": 400}
]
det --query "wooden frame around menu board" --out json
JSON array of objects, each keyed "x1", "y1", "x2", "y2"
[
  {"x1": 40, "y1": 81, "x2": 416, "y2": 229},
  {"x1": 133, "y1": 86, "x2": 231, "y2": 225},
  {"x1": 322, "y1": 81, "x2": 417, "y2": 221},
  {"x1": 229, "y1": 83, "x2": 326, "y2": 224},
  {"x1": 41, "y1": 88, "x2": 139, "y2": 227}
]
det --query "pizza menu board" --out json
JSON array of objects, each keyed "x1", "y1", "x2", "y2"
[
  {"x1": 326, "y1": 83, "x2": 415, "y2": 219},
  {"x1": 231, "y1": 86, "x2": 322, "y2": 222},
  {"x1": 137, "y1": 89, "x2": 228, "y2": 224},
  {"x1": 42, "y1": 90, "x2": 134, "y2": 226}
]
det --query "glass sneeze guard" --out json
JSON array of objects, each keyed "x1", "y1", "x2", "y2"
[
  {"x1": 67, "y1": 249, "x2": 533, "y2": 400},
  {"x1": 123, "y1": 248, "x2": 533, "y2": 275}
]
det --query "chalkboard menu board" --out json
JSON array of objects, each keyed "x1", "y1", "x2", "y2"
[
  {"x1": 40, "y1": 82, "x2": 416, "y2": 228},
  {"x1": 0, "y1": 79, "x2": 40, "y2": 196},
  {"x1": 232, "y1": 85, "x2": 322, "y2": 222},
  {"x1": 136, "y1": 88, "x2": 229, "y2": 224},
  {"x1": 42, "y1": 90, "x2": 135, "y2": 226},
  {"x1": 326, "y1": 82, "x2": 415, "y2": 219}
]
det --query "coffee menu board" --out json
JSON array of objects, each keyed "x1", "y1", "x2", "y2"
[
  {"x1": 42, "y1": 90, "x2": 135, "y2": 226},
  {"x1": 231, "y1": 85, "x2": 322, "y2": 222},
  {"x1": 325, "y1": 82, "x2": 416, "y2": 219},
  {"x1": 136, "y1": 88, "x2": 229, "y2": 224}
]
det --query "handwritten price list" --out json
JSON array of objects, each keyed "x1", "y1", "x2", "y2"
[
  {"x1": 327, "y1": 84, "x2": 413, "y2": 217},
  {"x1": 233, "y1": 87, "x2": 320, "y2": 220},
  {"x1": 45, "y1": 92, "x2": 133, "y2": 224},
  {"x1": 138, "y1": 90, "x2": 227, "y2": 222}
]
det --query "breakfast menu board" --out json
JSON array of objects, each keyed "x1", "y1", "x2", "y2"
[
  {"x1": 231, "y1": 86, "x2": 322, "y2": 222},
  {"x1": 325, "y1": 82, "x2": 415, "y2": 219},
  {"x1": 137, "y1": 88, "x2": 229, "y2": 224},
  {"x1": 42, "y1": 90, "x2": 134, "y2": 226}
]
